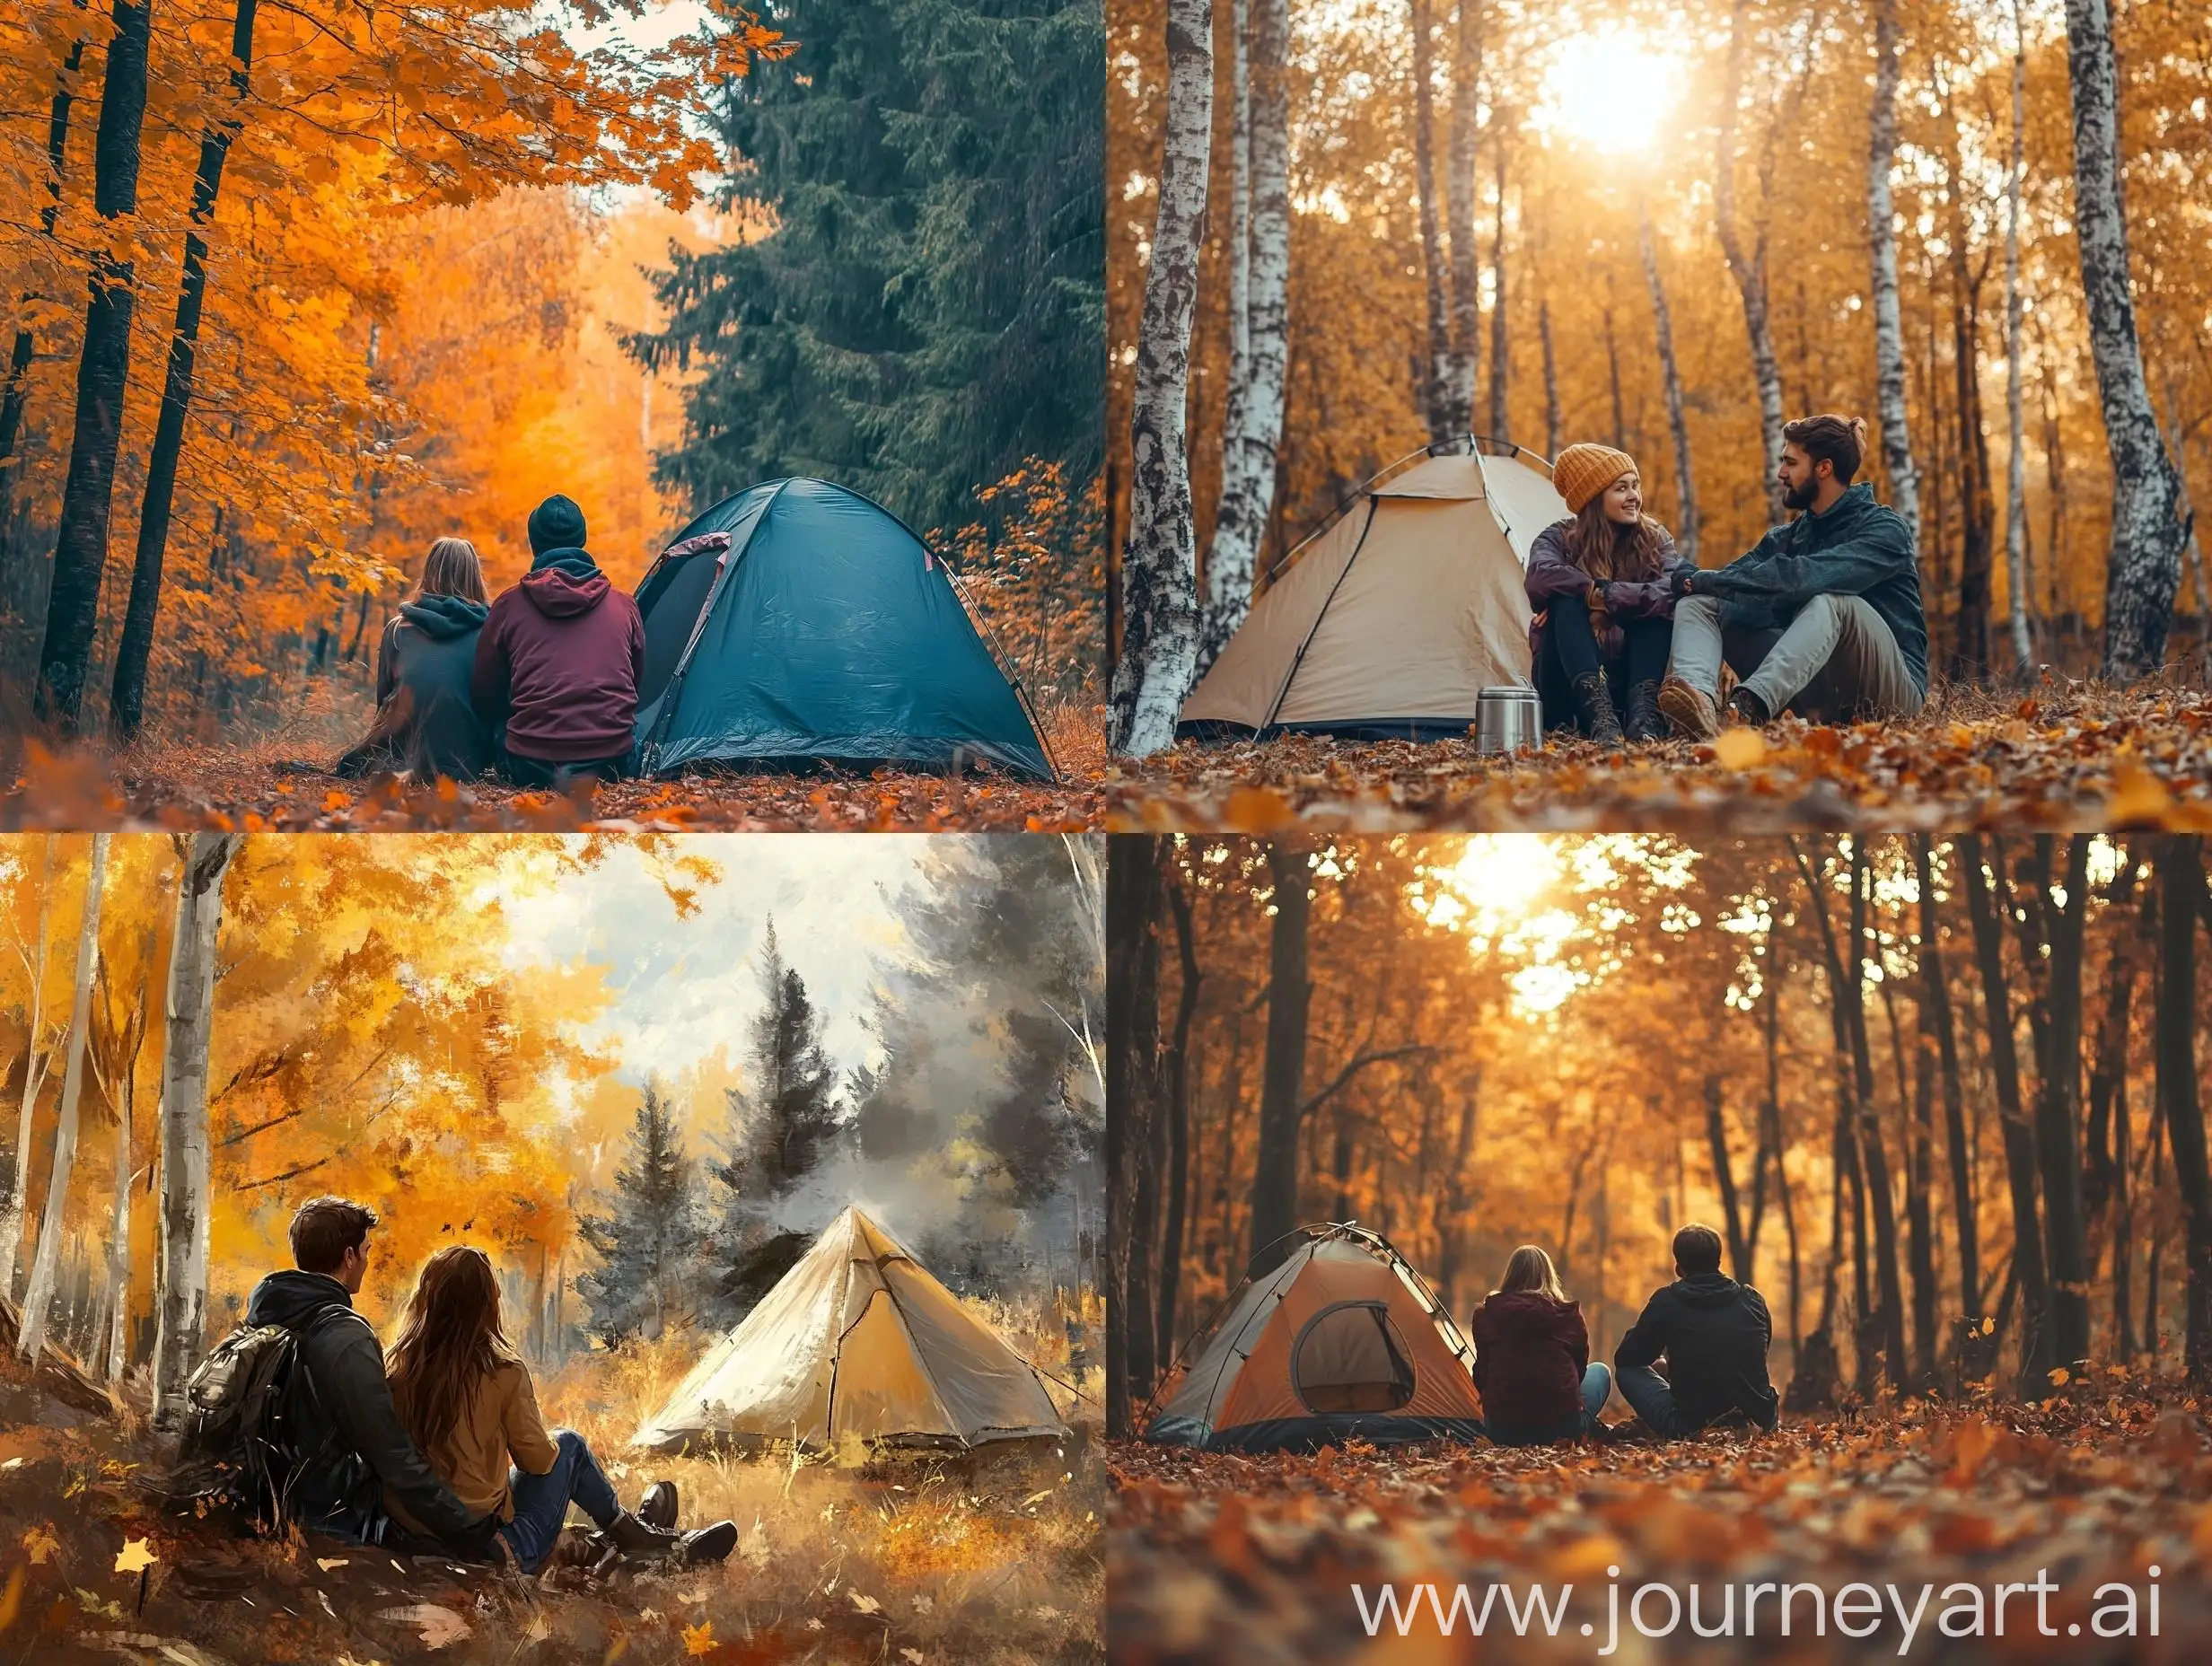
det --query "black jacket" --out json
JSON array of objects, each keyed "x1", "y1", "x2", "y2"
[
  {"x1": 244, "y1": 1270, "x2": 496, "y2": 1556},
  {"x1": 1614, "y1": 1272, "x2": 1779, "y2": 1432},
  {"x1": 335, "y1": 594, "x2": 494, "y2": 781},
  {"x1": 1691, "y1": 482, "x2": 1928, "y2": 693}
]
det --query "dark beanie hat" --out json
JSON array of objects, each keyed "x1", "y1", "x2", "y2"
[{"x1": 527, "y1": 494, "x2": 587, "y2": 554}]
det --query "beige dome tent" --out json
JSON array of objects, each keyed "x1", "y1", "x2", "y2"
[
  {"x1": 1181, "y1": 442, "x2": 1567, "y2": 740},
  {"x1": 632, "y1": 1206, "x2": 1069, "y2": 1452},
  {"x1": 1144, "y1": 1223, "x2": 1483, "y2": 1451}
]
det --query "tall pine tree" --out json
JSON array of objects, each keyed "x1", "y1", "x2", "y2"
[
  {"x1": 705, "y1": 920, "x2": 845, "y2": 1321},
  {"x1": 576, "y1": 1083, "x2": 702, "y2": 1344},
  {"x1": 632, "y1": 0, "x2": 1104, "y2": 534}
]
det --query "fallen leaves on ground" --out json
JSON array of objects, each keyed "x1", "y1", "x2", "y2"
[
  {"x1": 3, "y1": 744, "x2": 1102, "y2": 833},
  {"x1": 1110, "y1": 685, "x2": 2212, "y2": 832},
  {"x1": 1109, "y1": 1384, "x2": 2212, "y2": 1662}
]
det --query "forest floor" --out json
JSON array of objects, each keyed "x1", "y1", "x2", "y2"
[
  {"x1": 1108, "y1": 1379, "x2": 2212, "y2": 1662},
  {"x1": 0, "y1": 707, "x2": 1107, "y2": 833},
  {"x1": 0, "y1": 1336, "x2": 1104, "y2": 1665},
  {"x1": 1107, "y1": 683, "x2": 2212, "y2": 834}
]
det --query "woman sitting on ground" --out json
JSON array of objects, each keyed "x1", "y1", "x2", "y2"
[
  {"x1": 1526, "y1": 444, "x2": 1690, "y2": 747},
  {"x1": 333, "y1": 538, "x2": 496, "y2": 781},
  {"x1": 1470, "y1": 1244, "x2": 1612, "y2": 1446},
  {"x1": 384, "y1": 1245, "x2": 735, "y2": 1572}
]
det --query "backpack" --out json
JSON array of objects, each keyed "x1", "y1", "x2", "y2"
[{"x1": 162, "y1": 1305, "x2": 348, "y2": 1532}]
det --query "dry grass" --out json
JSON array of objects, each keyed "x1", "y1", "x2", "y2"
[{"x1": 0, "y1": 1291, "x2": 1103, "y2": 1664}]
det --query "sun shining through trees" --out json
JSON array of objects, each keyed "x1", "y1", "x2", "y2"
[{"x1": 1534, "y1": 31, "x2": 1688, "y2": 156}]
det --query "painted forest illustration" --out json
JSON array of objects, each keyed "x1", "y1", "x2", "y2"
[
  {"x1": 1105, "y1": 0, "x2": 2212, "y2": 827},
  {"x1": 1110, "y1": 834, "x2": 2212, "y2": 1658},
  {"x1": 0, "y1": 832, "x2": 1104, "y2": 1664}
]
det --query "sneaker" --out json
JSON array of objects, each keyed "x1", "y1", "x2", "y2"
[
  {"x1": 1725, "y1": 688, "x2": 1770, "y2": 726},
  {"x1": 1656, "y1": 675, "x2": 1721, "y2": 741}
]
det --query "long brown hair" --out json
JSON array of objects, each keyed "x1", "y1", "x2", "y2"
[
  {"x1": 1563, "y1": 495, "x2": 1670, "y2": 583},
  {"x1": 1493, "y1": 1244, "x2": 1568, "y2": 1302},
  {"x1": 387, "y1": 1246, "x2": 513, "y2": 1460},
  {"x1": 416, "y1": 537, "x2": 487, "y2": 605}
]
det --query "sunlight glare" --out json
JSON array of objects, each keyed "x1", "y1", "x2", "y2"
[{"x1": 1538, "y1": 32, "x2": 1687, "y2": 156}]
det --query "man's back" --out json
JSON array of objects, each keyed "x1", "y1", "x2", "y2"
[
  {"x1": 473, "y1": 564, "x2": 645, "y2": 764},
  {"x1": 1615, "y1": 1271, "x2": 1778, "y2": 1432}
]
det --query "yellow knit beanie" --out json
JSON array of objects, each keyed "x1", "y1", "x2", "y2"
[{"x1": 1551, "y1": 443, "x2": 1638, "y2": 515}]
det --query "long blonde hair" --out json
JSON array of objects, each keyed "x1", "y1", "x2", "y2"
[
  {"x1": 1494, "y1": 1244, "x2": 1568, "y2": 1302},
  {"x1": 416, "y1": 537, "x2": 487, "y2": 605}
]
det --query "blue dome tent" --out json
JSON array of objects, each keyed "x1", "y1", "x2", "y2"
[{"x1": 631, "y1": 478, "x2": 1054, "y2": 779}]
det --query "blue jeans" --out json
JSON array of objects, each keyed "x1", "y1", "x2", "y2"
[
  {"x1": 501, "y1": 1428, "x2": 620, "y2": 1573},
  {"x1": 1614, "y1": 1363, "x2": 1701, "y2": 1438},
  {"x1": 1482, "y1": 1363, "x2": 1612, "y2": 1446}
]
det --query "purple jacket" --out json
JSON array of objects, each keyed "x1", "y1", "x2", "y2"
[
  {"x1": 1525, "y1": 519, "x2": 1690, "y2": 662},
  {"x1": 470, "y1": 557, "x2": 645, "y2": 763}
]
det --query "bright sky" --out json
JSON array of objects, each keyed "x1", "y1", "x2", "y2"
[
  {"x1": 1532, "y1": 31, "x2": 1690, "y2": 156},
  {"x1": 499, "y1": 834, "x2": 935, "y2": 1085}
]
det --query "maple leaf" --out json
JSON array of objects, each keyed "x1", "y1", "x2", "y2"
[
  {"x1": 680, "y1": 1619, "x2": 716, "y2": 1656},
  {"x1": 112, "y1": 1538, "x2": 157, "y2": 1575},
  {"x1": 21, "y1": 1527, "x2": 58, "y2": 1565}
]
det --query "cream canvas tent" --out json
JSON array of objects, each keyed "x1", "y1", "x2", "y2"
[
  {"x1": 632, "y1": 1206, "x2": 1068, "y2": 1452},
  {"x1": 1181, "y1": 443, "x2": 1567, "y2": 740},
  {"x1": 1145, "y1": 1223, "x2": 1483, "y2": 1451}
]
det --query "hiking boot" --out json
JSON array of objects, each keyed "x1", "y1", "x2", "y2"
[
  {"x1": 1657, "y1": 674, "x2": 1721, "y2": 741},
  {"x1": 1570, "y1": 671, "x2": 1624, "y2": 748},
  {"x1": 1623, "y1": 679, "x2": 1664, "y2": 743},
  {"x1": 677, "y1": 1521, "x2": 740, "y2": 1565},
  {"x1": 638, "y1": 1480, "x2": 679, "y2": 1531},
  {"x1": 1725, "y1": 686, "x2": 1770, "y2": 727},
  {"x1": 604, "y1": 1510, "x2": 684, "y2": 1558}
]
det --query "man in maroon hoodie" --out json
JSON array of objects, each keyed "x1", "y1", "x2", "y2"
[{"x1": 472, "y1": 495, "x2": 645, "y2": 787}]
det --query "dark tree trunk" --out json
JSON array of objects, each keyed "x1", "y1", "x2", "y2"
[
  {"x1": 2031, "y1": 836, "x2": 2093, "y2": 1369},
  {"x1": 1706, "y1": 1075, "x2": 1751, "y2": 1282},
  {"x1": 1847, "y1": 845, "x2": 1909, "y2": 1389},
  {"x1": 1958, "y1": 834, "x2": 2051, "y2": 1383},
  {"x1": 34, "y1": 0, "x2": 155, "y2": 729},
  {"x1": 1944, "y1": 106, "x2": 1997, "y2": 681},
  {"x1": 109, "y1": 0, "x2": 260, "y2": 741},
  {"x1": 2157, "y1": 837, "x2": 2212, "y2": 1380},
  {"x1": 1155, "y1": 873, "x2": 1202, "y2": 1372},
  {"x1": 0, "y1": 31, "x2": 92, "y2": 486},
  {"x1": 1916, "y1": 838, "x2": 1979, "y2": 1320},
  {"x1": 1104, "y1": 837, "x2": 1166, "y2": 1437},
  {"x1": 1248, "y1": 838, "x2": 1311, "y2": 1275}
]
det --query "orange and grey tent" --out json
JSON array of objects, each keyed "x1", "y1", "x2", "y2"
[
  {"x1": 1144, "y1": 1223, "x2": 1483, "y2": 1451},
  {"x1": 1180, "y1": 441, "x2": 1566, "y2": 741}
]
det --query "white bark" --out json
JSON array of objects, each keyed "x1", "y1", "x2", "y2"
[
  {"x1": 1209, "y1": 0, "x2": 1251, "y2": 630},
  {"x1": 1110, "y1": 0, "x2": 1214, "y2": 754},
  {"x1": 101, "y1": 1062, "x2": 128, "y2": 1381},
  {"x1": 1193, "y1": 0, "x2": 1286, "y2": 676},
  {"x1": 19, "y1": 832, "x2": 107, "y2": 1363},
  {"x1": 2065, "y1": 0, "x2": 2188, "y2": 678},
  {"x1": 1409, "y1": 0, "x2": 1453, "y2": 443},
  {"x1": 1716, "y1": 0, "x2": 1787, "y2": 524},
  {"x1": 1487, "y1": 128, "x2": 1510, "y2": 443},
  {"x1": 1443, "y1": 0, "x2": 1483, "y2": 431},
  {"x1": 0, "y1": 836, "x2": 56, "y2": 1297},
  {"x1": 1867, "y1": 0, "x2": 1922, "y2": 548},
  {"x1": 1641, "y1": 202, "x2": 1699, "y2": 564},
  {"x1": 152, "y1": 833, "x2": 238, "y2": 1424},
  {"x1": 2003, "y1": 0, "x2": 2032, "y2": 673}
]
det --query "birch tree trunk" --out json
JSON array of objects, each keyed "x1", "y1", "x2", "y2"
[
  {"x1": 151, "y1": 832, "x2": 238, "y2": 1423},
  {"x1": 1196, "y1": 0, "x2": 1287, "y2": 678},
  {"x1": 1944, "y1": 100, "x2": 1997, "y2": 683},
  {"x1": 19, "y1": 832, "x2": 108, "y2": 1363},
  {"x1": 2003, "y1": 0, "x2": 2033, "y2": 672},
  {"x1": 1640, "y1": 202, "x2": 1699, "y2": 563},
  {"x1": 2065, "y1": 0, "x2": 2187, "y2": 679},
  {"x1": 0, "y1": 837, "x2": 57, "y2": 1297},
  {"x1": 1866, "y1": 0, "x2": 1922, "y2": 548},
  {"x1": 1208, "y1": 0, "x2": 1251, "y2": 617},
  {"x1": 1110, "y1": 0, "x2": 1214, "y2": 755},
  {"x1": 1443, "y1": 0, "x2": 1483, "y2": 433},
  {"x1": 1409, "y1": 0, "x2": 1453, "y2": 443},
  {"x1": 1716, "y1": 0, "x2": 1786, "y2": 523},
  {"x1": 1486, "y1": 127, "x2": 1510, "y2": 443},
  {"x1": 100, "y1": 986, "x2": 143, "y2": 1382}
]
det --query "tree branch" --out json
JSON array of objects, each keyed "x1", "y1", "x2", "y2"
[
  {"x1": 1297, "y1": 1043, "x2": 1429, "y2": 1121},
  {"x1": 234, "y1": 1158, "x2": 330, "y2": 1192}
]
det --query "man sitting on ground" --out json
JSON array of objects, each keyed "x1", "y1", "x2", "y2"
[
  {"x1": 471, "y1": 494, "x2": 645, "y2": 788},
  {"x1": 1612, "y1": 1223, "x2": 1779, "y2": 1439},
  {"x1": 1657, "y1": 414, "x2": 1927, "y2": 737},
  {"x1": 243, "y1": 1197, "x2": 504, "y2": 1558}
]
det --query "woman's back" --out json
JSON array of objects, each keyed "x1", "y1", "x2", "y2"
[
  {"x1": 388, "y1": 1354, "x2": 559, "y2": 1529},
  {"x1": 1470, "y1": 1290, "x2": 1589, "y2": 1433}
]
